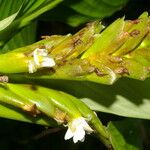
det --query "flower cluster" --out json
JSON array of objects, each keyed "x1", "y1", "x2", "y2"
[
  {"x1": 64, "y1": 117, "x2": 93, "y2": 143},
  {"x1": 28, "y1": 48, "x2": 55, "y2": 73}
]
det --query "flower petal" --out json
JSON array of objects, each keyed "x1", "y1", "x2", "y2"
[
  {"x1": 28, "y1": 60, "x2": 37, "y2": 73},
  {"x1": 64, "y1": 128, "x2": 74, "y2": 140},
  {"x1": 41, "y1": 57, "x2": 55, "y2": 67},
  {"x1": 81, "y1": 120, "x2": 93, "y2": 133},
  {"x1": 64, "y1": 117, "x2": 93, "y2": 143},
  {"x1": 73, "y1": 126, "x2": 85, "y2": 143}
]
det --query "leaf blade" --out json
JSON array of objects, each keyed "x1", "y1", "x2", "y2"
[{"x1": 107, "y1": 119, "x2": 143, "y2": 150}]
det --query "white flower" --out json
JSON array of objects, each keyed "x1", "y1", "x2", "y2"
[
  {"x1": 28, "y1": 48, "x2": 55, "y2": 73},
  {"x1": 64, "y1": 117, "x2": 93, "y2": 143}
]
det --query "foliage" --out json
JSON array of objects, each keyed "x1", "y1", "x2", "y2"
[{"x1": 0, "y1": 0, "x2": 150, "y2": 150}]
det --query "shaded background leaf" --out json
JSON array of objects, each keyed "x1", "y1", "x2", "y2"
[
  {"x1": 0, "y1": 0, "x2": 62, "y2": 48},
  {"x1": 40, "y1": 0, "x2": 129, "y2": 27},
  {"x1": 107, "y1": 119, "x2": 143, "y2": 150},
  {"x1": 1, "y1": 22, "x2": 37, "y2": 53},
  {"x1": 0, "y1": 0, "x2": 23, "y2": 20}
]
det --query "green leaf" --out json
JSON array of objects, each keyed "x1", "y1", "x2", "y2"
[
  {"x1": 0, "y1": 12, "x2": 18, "y2": 31},
  {"x1": 40, "y1": 5, "x2": 93, "y2": 27},
  {"x1": 80, "y1": 78, "x2": 150, "y2": 119},
  {"x1": 1, "y1": 22, "x2": 37, "y2": 53},
  {"x1": 65, "y1": 0, "x2": 128, "y2": 18},
  {"x1": 0, "y1": 0, "x2": 23, "y2": 20},
  {"x1": 41, "y1": 0, "x2": 129, "y2": 27},
  {"x1": 0, "y1": 0, "x2": 62, "y2": 47},
  {"x1": 107, "y1": 119, "x2": 143, "y2": 150}
]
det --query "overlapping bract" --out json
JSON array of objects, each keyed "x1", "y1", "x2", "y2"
[{"x1": 0, "y1": 12, "x2": 149, "y2": 85}]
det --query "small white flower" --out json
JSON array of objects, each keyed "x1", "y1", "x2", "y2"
[
  {"x1": 40, "y1": 57, "x2": 55, "y2": 67},
  {"x1": 28, "y1": 48, "x2": 55, "y2": 73},
  {"x1": 64, "y1": 117, "x2": 93, "y2": 143}
]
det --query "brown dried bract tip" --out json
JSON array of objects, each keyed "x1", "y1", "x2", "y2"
[
  {"x1": 38, "y1": 44, "x2": 46, "y2": 49},
  {"x1": 131, "y1": 19, "x2": 140, "y2": 24},
  {"x1": 0, "y1": 76, "x2": 9, "y2": 83},
  {"x1": 73, "y1": 38, "x2": 83, "y2": 48},
  {"x1": 129, "y1": 29, "x2": 140, "y2": 37},
  {"x1": 114, "y1": 67, "x2": 129, "y2": 75},
  {"x1": 54, "y1": 108, "x2": 68, "y2": 124},
  {"x1": 94, "y1": 68, "x2": 107, "y2": 76},
  {"x1": 23, "y1": 104, "x2": 41, "y2": 117}
]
